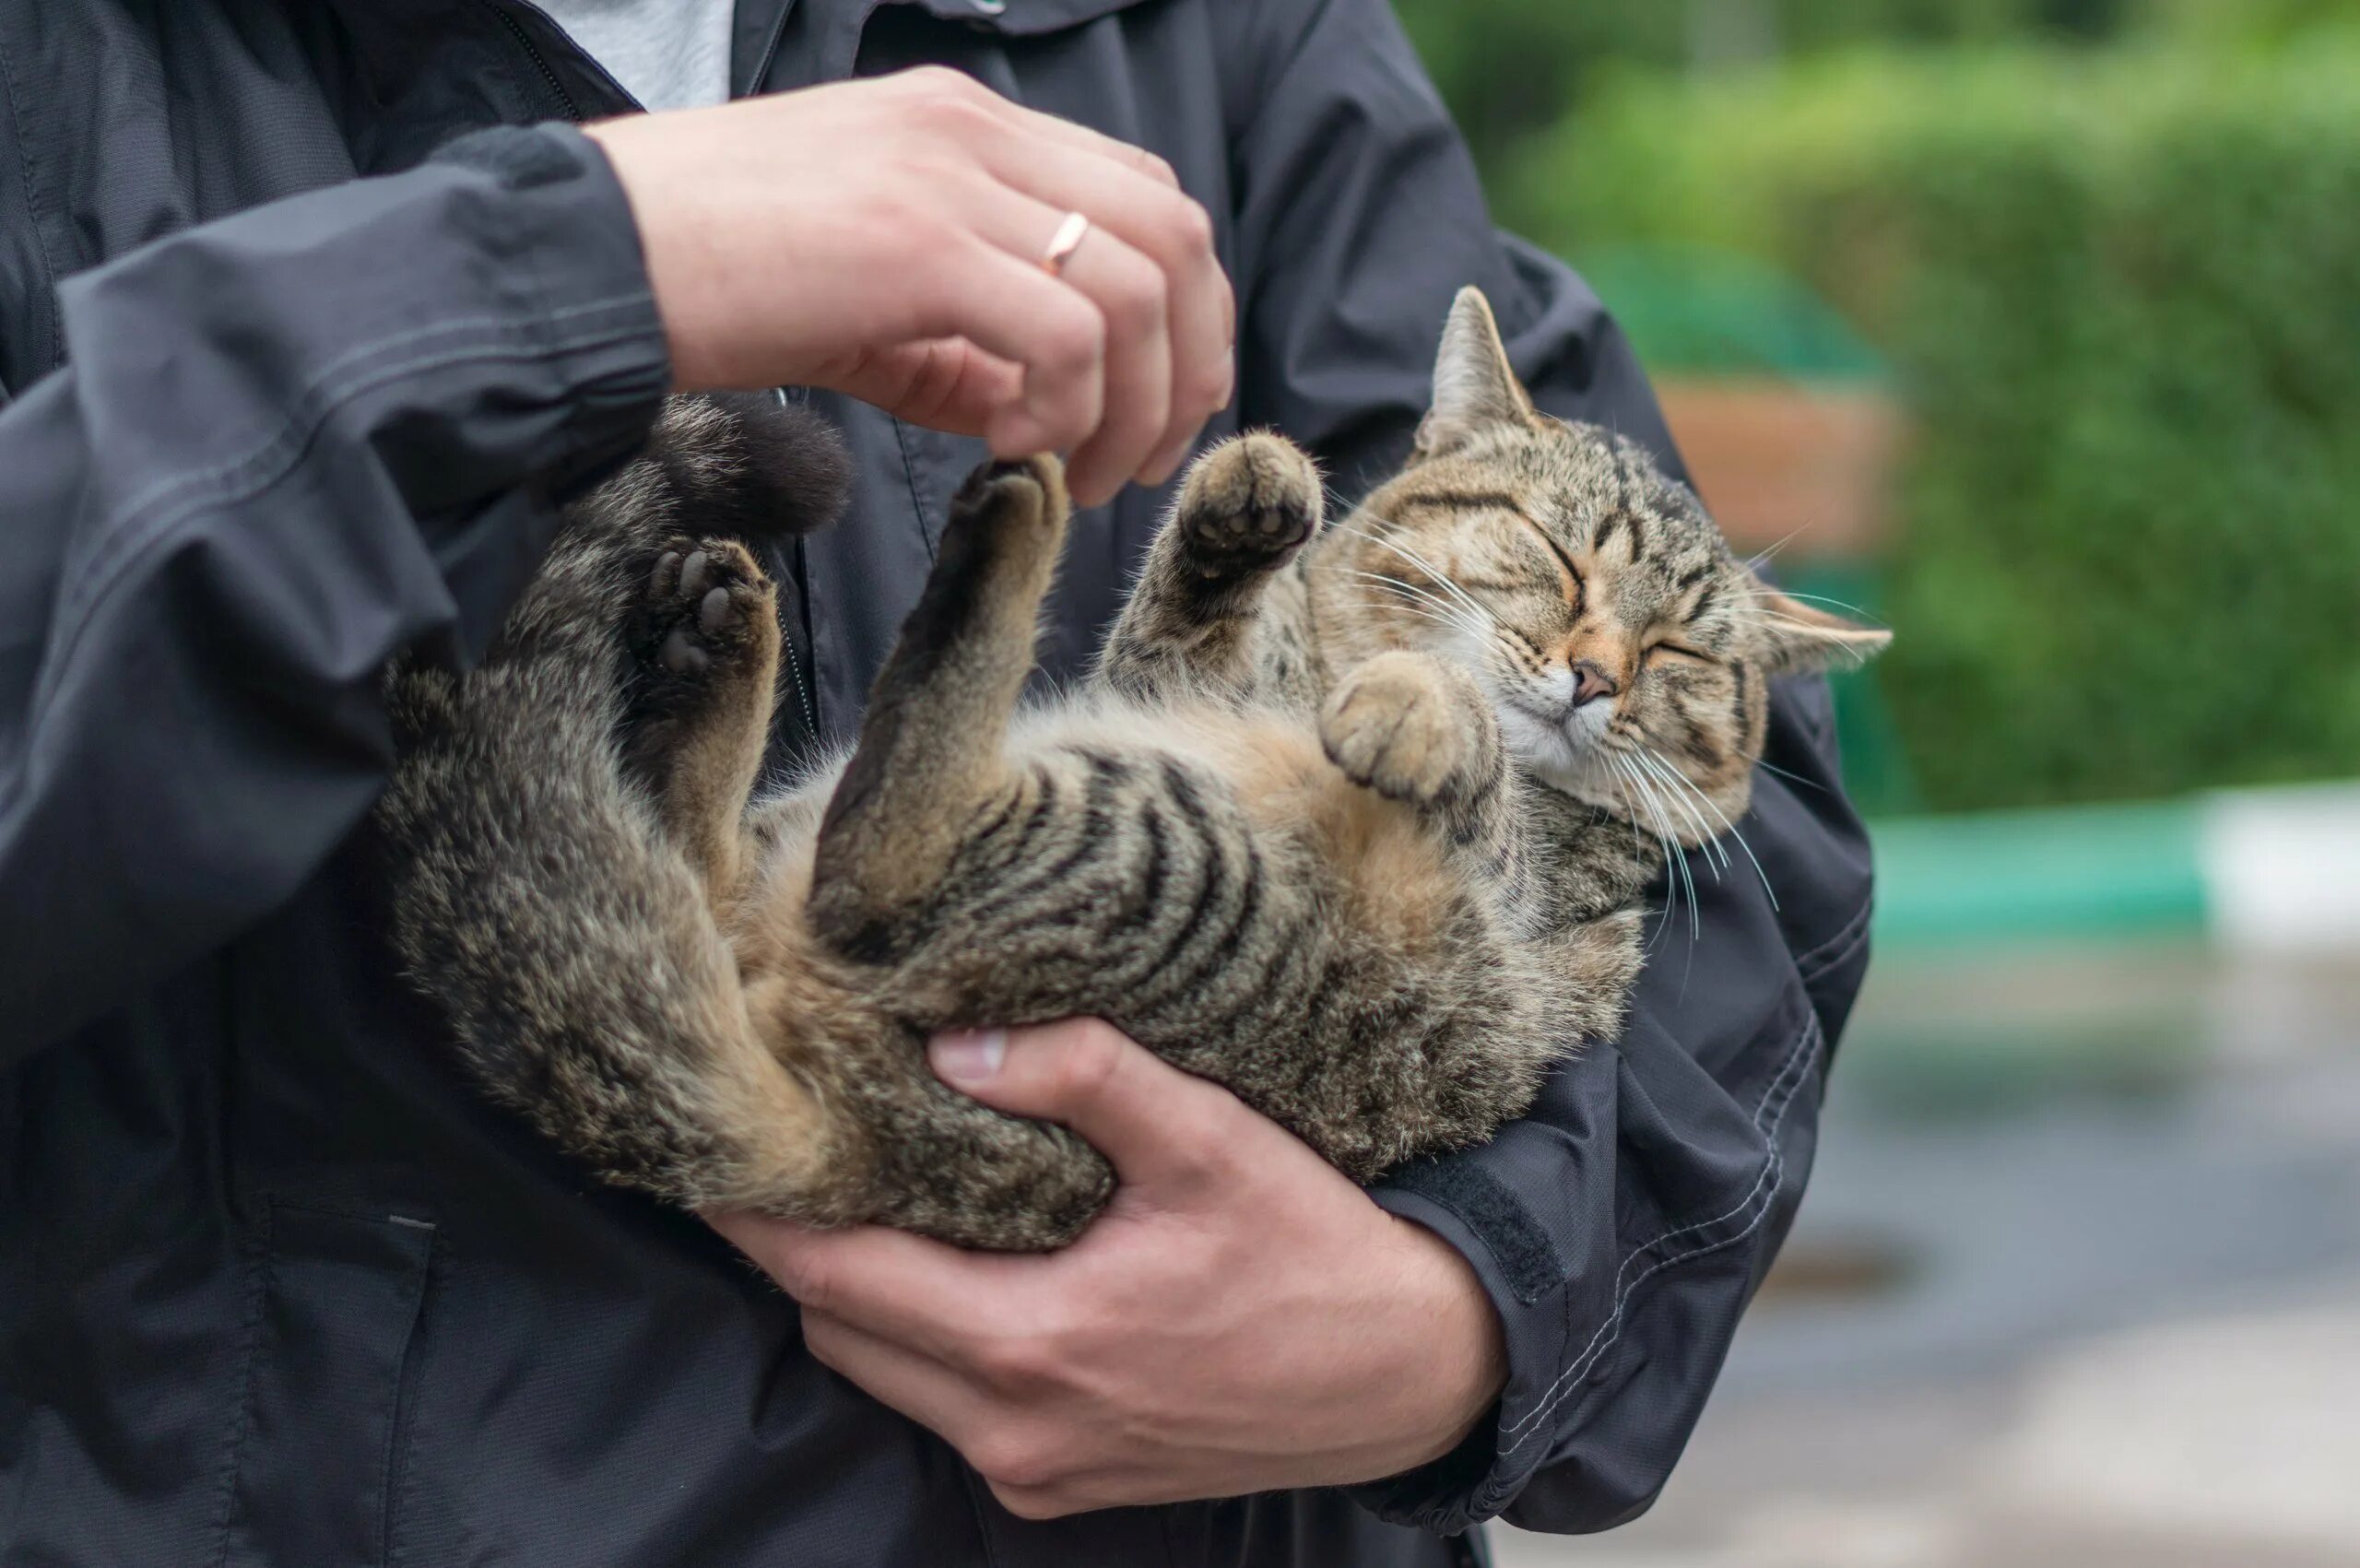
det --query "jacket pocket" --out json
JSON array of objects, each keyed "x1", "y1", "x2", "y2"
[{"x1": 216, "y1": 1199, "x2": 438, "y2": 1568}]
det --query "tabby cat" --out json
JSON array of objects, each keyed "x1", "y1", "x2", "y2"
[{"x1": 380, "y1": 289, "x2": 1887, "y2": 1250}]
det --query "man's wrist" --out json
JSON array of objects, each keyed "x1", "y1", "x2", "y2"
[
  {"x1": 1386, "y1": 1213, "x2": 1509, "y2": 1465},
  {"x1": 1351, "y1": 1185, "x2": 1539, "y2": 1532}
]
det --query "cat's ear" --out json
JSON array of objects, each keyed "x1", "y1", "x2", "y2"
[
  {"x1": 1751, "y1": 588, "x2": 1892, "y2": 675},
  {"x1": 1416, "y1": 288, "x2": 1536, "y2": 456}
]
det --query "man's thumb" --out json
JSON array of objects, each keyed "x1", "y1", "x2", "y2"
[{"x1": 927, "y1": 1019, "x2": 1234, "y2": 1191}]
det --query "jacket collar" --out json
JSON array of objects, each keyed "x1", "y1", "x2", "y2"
[{"x1": 313, "y1": 2, "x2": 803, "y2": 117}]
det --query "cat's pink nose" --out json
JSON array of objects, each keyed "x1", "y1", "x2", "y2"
[{"x1": 1570, "y1": 660, "x2": 1619, "y2": 709}]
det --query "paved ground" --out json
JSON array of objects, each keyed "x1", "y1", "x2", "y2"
[{"x1": 1487, "y1": 945, "x2": 2360, "y2": 1567}]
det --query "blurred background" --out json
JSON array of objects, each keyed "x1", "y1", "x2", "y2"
[{"x1": 1384, "y1": 2, "x2": 2360, "y2": 1562}]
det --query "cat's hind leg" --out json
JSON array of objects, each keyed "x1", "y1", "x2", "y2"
[
  {"x1": 806, "y1": 455, "x2": 1070, "y2": 963},
  {"x1": 1097, "y1": 432, "x2": 1324, "y2": 706},
  {"x1": 622, "y1": 537, "x2": 781, "y2": 909},
  {"x1": 382, "y1": 536, "x2": 839, "y2": 1217}
]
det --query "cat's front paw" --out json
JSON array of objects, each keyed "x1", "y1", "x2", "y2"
[
  {"x1": 638, "y1": 537, "x2": 775, "y2": 679},
  {"x1": 1320, "y1": 651, "x2": 1493, "y2": 808},
  {"x1": 1174, "y1": 432, "x2": 1323, "y2": 580}
]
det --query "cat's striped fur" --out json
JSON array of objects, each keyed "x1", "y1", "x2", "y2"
[{"x1": 381, "y1": 289, "x2": 1886, "y2": 1250}]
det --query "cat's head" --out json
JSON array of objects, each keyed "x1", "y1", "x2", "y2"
[{"x1": 1312, "y1": 288, "x2": 1889, "y2": 844}]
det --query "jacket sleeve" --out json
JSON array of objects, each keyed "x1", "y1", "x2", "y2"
[
  {"x1": 1222, "y1": 0, "x2": 1878, "y2": 1535},
  {"x1": 0, "y1": 124, "x2": 671, "y2": 1066}
]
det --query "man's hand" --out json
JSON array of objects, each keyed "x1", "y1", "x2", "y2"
[
  {"x1": 707, "y1": 1020, "x2": 1506, "y2": 1520},
  {"x1": 584, "y1": 69, "x2": 1233, "y2": 505}
]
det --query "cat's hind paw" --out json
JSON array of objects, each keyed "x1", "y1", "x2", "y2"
[{"x1": 638, "y1": 537, "x2": 775, "y2": 680}]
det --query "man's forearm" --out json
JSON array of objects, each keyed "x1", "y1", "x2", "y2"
[{"x1": 0, "y1": 123, "x2": 668, "y2": 1062}]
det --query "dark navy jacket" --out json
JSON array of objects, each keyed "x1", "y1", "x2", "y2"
[{"x1": 0, "y1": 3, "x2": 1875, "y2": 1563}]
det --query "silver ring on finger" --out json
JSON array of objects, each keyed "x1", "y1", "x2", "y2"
[{"x1": 1039, "y1": 211, "x2": 1092, "y2": 279}]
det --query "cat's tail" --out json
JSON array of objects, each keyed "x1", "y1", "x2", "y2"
[
  {"x1": 379, "y1": 395, "x2": 856, "y2": 1213},
  {"x1": 620, "y1": 390, "x2": 854, "y2": 546}
]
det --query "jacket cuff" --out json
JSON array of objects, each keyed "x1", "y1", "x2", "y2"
[
  {"x1": 1357, "y1": 1185, "x2": 1569, "y2": 1536},
  {"x1": 423, "y1": 122, "x2": 673, "y2": 477}
]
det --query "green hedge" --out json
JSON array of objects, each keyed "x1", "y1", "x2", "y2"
[
  {"x1": 1500, "y1": 46, "x2": 2360, "y2": 811},
  {"x1": 1391, "y1": 0, "x2": 2154, "y2": 167}
]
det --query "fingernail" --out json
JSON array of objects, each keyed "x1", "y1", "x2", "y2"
[{"x1": 929, "y1": 1028, "x2": 1007, "y2": 1085}]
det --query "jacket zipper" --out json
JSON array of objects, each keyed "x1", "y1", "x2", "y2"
[
  {"x1": 784, "y1": 558, "x2": 822, "y2": 745},
  {"x1": 771, "y1": 387, "x2": 824, "y2": 748},
  {"x1": 482, "y1": 5, "x2": 585, "y2": 122}
]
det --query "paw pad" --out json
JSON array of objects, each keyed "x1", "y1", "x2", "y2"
[
  {"x1": 1177, "y1": 434, "x2": 1321, "y2": 577},
  {"x1": 642, "y1": 537, "x2": 771, "y2": 679}
]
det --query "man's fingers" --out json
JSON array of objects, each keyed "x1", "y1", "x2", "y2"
[
  {"x1": 900, "y1": 65, "x2": 1227, "y2": 492},
  {"x1": 952, "y1": 184, "x2": 1174, "y2": 503},
  {"x1": 623, "y1": 65, "x2": 1221, "y2": 477},
  {"x1": 706, "y1": 1213, "x2": 1044, "y2": 1365},
  {"x1": 908, "y1": 236, "x2": 1108, "y2": 459},
  {"x1": 831, "y1": 338, "x2": 1026, "y2": 436},
  {"x1": 971, "y1": 135, "x2": 1230, "y2": 489},
  {"x1": 803, "y1": 1310, "x2": 1104, "y2": 1512},
  {"x1": 927, "y1": 1020, "x2": 1246, "y2": 1195},
  {"x1": 1047, "y1": 224, "x2": 1172, "y2": 506}
]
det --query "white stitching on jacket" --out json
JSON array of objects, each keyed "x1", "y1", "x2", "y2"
[
  {"x1": 1494, "y1": 1006, "x2": 1826, "y2": 1453},
  {"x1": 1794, "y1": 896, "x2": 1875, "y2": 978}
]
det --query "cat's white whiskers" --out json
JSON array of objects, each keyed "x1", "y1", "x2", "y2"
[
  {"x1": 1642, "y1": 744, "x2": 1779, "y2": 911},
  {"x1": 1774, "y1": 589, "x2": 1880, "y2": 619},
  {"x1": 1358, "y1": 590, "x2": 1473, "y2": 637},
  {"x1": 1633, "y1": 754, "x2": 1704, "y2": 941},
  {"x1": 1390, "y1": 603, "x2": 1481, "y2": 638},
  {"x1": 1754, "y1": 758, "x2": 1828, "y2": 795},
  {"x1": 1630, "y1": 748, "x2": 1728, "y2": 876},
  {"x1": 1352, "y1": 584, "x2": 1498, "y2": 657},
  {"x1": 1359, "y1": 533, "x2": 1481, "y2": 619},
  {"x1": 1652, "y1": 750, "x2": 1737, "y2": 874},
  {"x1": 1727, "y1": 601, "x2": 1823, "y2": 631},
  {"x1": 1743, "y1": 523, "x2": 1815, "y2": 571},
  {"x1": 1339, "y1": 524, "x2": 1496, "y2": 631},
  {"x1": 1350, "y1": 571, "x2": 1493, "y2": 644},
  {"x1": 1733, "y1": 589, "x2": 1888, "y2": 640},
  {"x1": 1606, "y1": 754, "x2": 1677, "y2": 951},
  {"x1": 1606, "y1": 756, "x2": 1649, "y2": 867},
  {"x1": 1634, "y1": 749, "x2": 1724, "y2": 877},
  {"x1": 1612, "y1": 751, "x2": 1696, "y2": 942}
]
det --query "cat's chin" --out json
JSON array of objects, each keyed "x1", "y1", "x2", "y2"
[
  {"x1": 1500, "y1": 710, "x2": 1617, "y2": 806},
  {"x1": 1522, "y1": 758, "x2": 1622, "y2": 809},
  {"x1": 1498, "y1": 715, "x2": 1666, "y2": 819}
]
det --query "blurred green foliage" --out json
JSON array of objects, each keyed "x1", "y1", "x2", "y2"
[
  {"x1": 1394, "y1": 1, "x2": 2360, "y2": 167},
  {"x1": 1394, "y1": 0, "x2": 2137, "y2": 169},
  {"x1": 1395, "y1": 4, "x2": 2360, "y2": 811}
]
